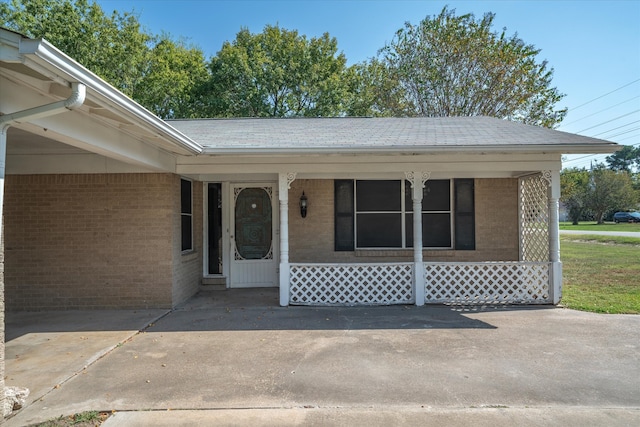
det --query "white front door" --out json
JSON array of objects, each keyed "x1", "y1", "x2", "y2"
[{"x1": 229, "y1": 183, "x2": 279, "y2": 287}]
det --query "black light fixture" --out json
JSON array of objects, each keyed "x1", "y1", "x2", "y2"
[{"x1": 299, "y1": 191, "x2": 308, "y2": 218}]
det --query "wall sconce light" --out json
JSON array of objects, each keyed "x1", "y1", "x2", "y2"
[{"x1": 299, "y1": 191, "x2": 308, "y2": 218}]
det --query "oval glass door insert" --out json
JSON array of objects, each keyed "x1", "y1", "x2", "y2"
[{"x1": 234, "y1": 187, "x2": 273, "y2": 260}]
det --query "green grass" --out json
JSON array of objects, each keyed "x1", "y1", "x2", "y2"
[
  {"x1": 560, "y1": 221, "x2": 640, "y2": 232},
  {"x1": 34, "y1": 411, "x2": 109, "y2": 426},
  {"x1": 561, "y1": 235, "x2": 640, "y2": 314}
]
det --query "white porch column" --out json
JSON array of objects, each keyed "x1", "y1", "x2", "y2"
[
  {"x1": 406, "y1": 171, "x2": 430, "y2": 306},
  {"x1": 278, "y1": 172, "x2": 296, "y2": 306},
  {"x1": 545, "y1": 170, "x2": 562, "y2": 304}
]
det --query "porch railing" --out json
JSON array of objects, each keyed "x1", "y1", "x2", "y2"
[
  {"x1": 288, "y1": 261, "x2": 551, "y2": 306},
  {"x1": 424, "y1": 261, "x2": 551, "y2": 304},
  {"x1": 289, "y1": 263, "x2": 414, "y2": 305}
]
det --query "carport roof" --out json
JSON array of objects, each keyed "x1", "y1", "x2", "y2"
[{"x1": 168, "y1": 116, "x2": 619, "y2": 156}]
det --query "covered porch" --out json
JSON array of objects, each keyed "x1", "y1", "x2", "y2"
[{"x1": 276, "y1": 170, "x2": 561, "y2": 307}]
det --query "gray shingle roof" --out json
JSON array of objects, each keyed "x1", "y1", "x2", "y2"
[{"x1": 167, "y1": 116, "x2": 618, "y2": 155}]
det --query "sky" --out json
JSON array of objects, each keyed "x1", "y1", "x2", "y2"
[{"x1": 94, "y1": 0, "x2": 640, "y2": 169}]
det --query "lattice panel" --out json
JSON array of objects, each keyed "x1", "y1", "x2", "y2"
[
  {"x1": 289, "y1": 263, "x2": 414, "y2": 305},
  {"x1": 424, "y1": 262, "x2": 550, "y2": 304},
  {"x1": 519, "y1": 174, "x2": 550, "y2": 262}
]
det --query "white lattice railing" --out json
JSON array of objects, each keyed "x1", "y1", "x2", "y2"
[
  {"x1": 289, "y1": 263, "x2": 414, "y2": 305},
  {"x1": 520, "y1": 173, "x2": 550, "y2": 262},
  {"x1": 424, "y1": 262, "x2": 550, "y2": 304}
]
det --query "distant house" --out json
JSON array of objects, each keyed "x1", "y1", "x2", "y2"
[{"x1": 0, "y1": 28, "x2": 619, "y2": 312}]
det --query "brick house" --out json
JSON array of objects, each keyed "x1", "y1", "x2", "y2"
[{"x1": 0, "y1": 28, "x2": 619, "y2": 314}]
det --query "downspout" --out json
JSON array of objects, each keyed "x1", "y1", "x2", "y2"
[
  {"x1": 0, "y1": 82, "x2": 85, "y2": 417},
  {"x1": 0, "y1": 81, "x2": 86, "y2": 225}
]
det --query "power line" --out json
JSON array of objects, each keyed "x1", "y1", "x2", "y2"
[
  {"x1": 574, "y1": 109, "x2": 640, "y2": 134},
  {"x1": 591, "y1": 120, "x2": 640, "y2": 137},
  {"x1": 567, "y1": 78, "x2": 640, "y2": 112},
  {"x1": 560, "y1": 95, "x2": 640, "y2": 127}
]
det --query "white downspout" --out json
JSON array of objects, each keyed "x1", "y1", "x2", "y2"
[
  {"x1": 0, "y1": 81, "x2": 86, "y2": 233},
  {"x1": 0, "y1": 82, "x2": 85, "y2": 417}
]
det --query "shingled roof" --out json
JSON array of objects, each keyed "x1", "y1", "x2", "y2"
[{"x1": 168, "y1": 116, "x2": 618, "y2": 155}]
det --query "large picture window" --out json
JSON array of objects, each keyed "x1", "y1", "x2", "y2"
[
  {"x1": 181, "y1": 178, "x2": 193, "y2": 252},
  {"x1": 335, "y1": 179, "x2": 474, "y2": 251}
]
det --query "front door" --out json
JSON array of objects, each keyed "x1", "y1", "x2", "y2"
[{"x1": 230, "y1": 184, "x2": 278, "y2": 287}]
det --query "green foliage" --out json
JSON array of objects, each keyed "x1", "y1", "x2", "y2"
[
  {"x1": 378, "y1": 7, "x2": 567, "y2": 127},
  {"x1": 606, "y1": 145, "x2": 640, "y2": 172},
  {"x1": 343, "y1": 59, "x2": 412, "y2": 117},
  {"x1": 560, "y1": 168, "x2": 591, "y2": 224},
  {"x1": 0, "y1": 0, "x2": 150, "y2": 97},
  {"x1": 203, "y1": 25, "x2": 349, "y2": 117},
  {"x1": 561, "y1": 166, "x2": 639, "y2": 224},
  {"x1": 587, "y1": 165, "x2": 638, "y2": 223},
  {"x1": 1, "y1": 2, "x2": 568, "y2": 123},
  {"x1": 133, "y1": 34, "x2": 209, "y2": 119}
]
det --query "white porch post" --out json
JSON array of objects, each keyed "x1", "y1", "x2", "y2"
[
  {"x1": 406, "y1": 171, "x2": 430, "y2": 306},
  {"x1": 278, "y1": 172, "x2": 296, "y2": 306},
  {"x1": 546, "y1": 170, "x2": 562, "y2": 304}
]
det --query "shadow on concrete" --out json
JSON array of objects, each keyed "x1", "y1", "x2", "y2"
[
  {"x1": 4, "y1": 308, "x2": 167, "y2": 341},
  {"x1": 148, "y1": 289, "x2": 557, "y2": 332},
  {"x1": 4, "y1": 289, "x2": 560, "y2": 339}
]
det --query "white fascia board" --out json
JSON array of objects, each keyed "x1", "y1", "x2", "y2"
[
  {"x1": 17, "y1": 37, "x2": 203, "y2": 155},
  {"x1": 177, "y1": 156, "x2": 561, "y2": 175},
  {"x1": 17, "y1": 117, "x2": 177, "y2": 172},
  {"x1": 199, "y1": 143, "x2": 618, "y2": 156}
]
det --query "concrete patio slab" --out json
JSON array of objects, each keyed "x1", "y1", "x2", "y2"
[{"x1": 4, "y1": 289, "x2": 640, "y2": 426}]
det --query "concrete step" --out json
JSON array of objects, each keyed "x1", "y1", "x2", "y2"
[{"x1": 201, "y1": 277, "x2": 227, "y2": 290}]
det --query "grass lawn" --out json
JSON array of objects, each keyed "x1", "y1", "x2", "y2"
[
  {"x1": 561, "y1": 235, "x2": 640, "y2": 314},
  {"x1": 560, "y1": 221, "x2": 640, "y2": 232}
]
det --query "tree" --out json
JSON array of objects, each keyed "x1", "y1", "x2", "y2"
[
  {"x1": 343, "y1": 59, "x2": 412, "y2": 117},
  {"x1": 606, "y1": 145, "x2": 640, "y2": 172},
  {"x1": 586, "y1": 166, "x2": 638, "y2": 224},
  {"x1": 560, "y1": 168, "x2": 591, "y2": 224},
  {"x1": 133, "y1": 35, "x2": 209, "y2": 119},
  {"x1": 203, "y1": 25, "x2": 349, "y2": 117},
  {"x1": 0, "y1": 0, "x2": 150, "y2": 97},
  {"x1": 378, "y1": 7, "x2": 567, "y2": 127}
]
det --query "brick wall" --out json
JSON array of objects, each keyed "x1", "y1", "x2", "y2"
[
  {"x1": 2, "y1": 173, "x2": 194, "y2": 310},
  {"x1": 288, "y1": 178, "x2": 519, "y2": 263}
]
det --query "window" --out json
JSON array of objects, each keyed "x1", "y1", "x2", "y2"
[
  {"x1": 334, "y1": 179, "x2": 474, "y2": 251},
  {"x1": 181, "y1": 178, "x2": 193, "y2": 252}
]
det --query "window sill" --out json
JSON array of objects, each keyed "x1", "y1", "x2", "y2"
[{"x1": 355, "y1": 249, "x2": 461, "y2": 258}]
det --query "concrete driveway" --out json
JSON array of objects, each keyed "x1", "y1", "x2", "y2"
[
  {"x1": 560, "y1": 229, "x2": 640, "y2": 238},
  {"x1": 5, "y1": 289, "x2": 640, "y2": 426}
]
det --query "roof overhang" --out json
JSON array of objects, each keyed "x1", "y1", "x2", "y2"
[{"x1": 0, "y1": 29, "x2": 203, "y2": 166}]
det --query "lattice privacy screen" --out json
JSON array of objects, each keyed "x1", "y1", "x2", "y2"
[
  {"x1": 519, "y1": 174, "x2": 550, "y2": 262},
  {"x1": 289, "y1": 263, "x2": 414, "y2": 305},
  {"x1": 424, "y1": 262, "x2": 550, "y2": 304}
]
